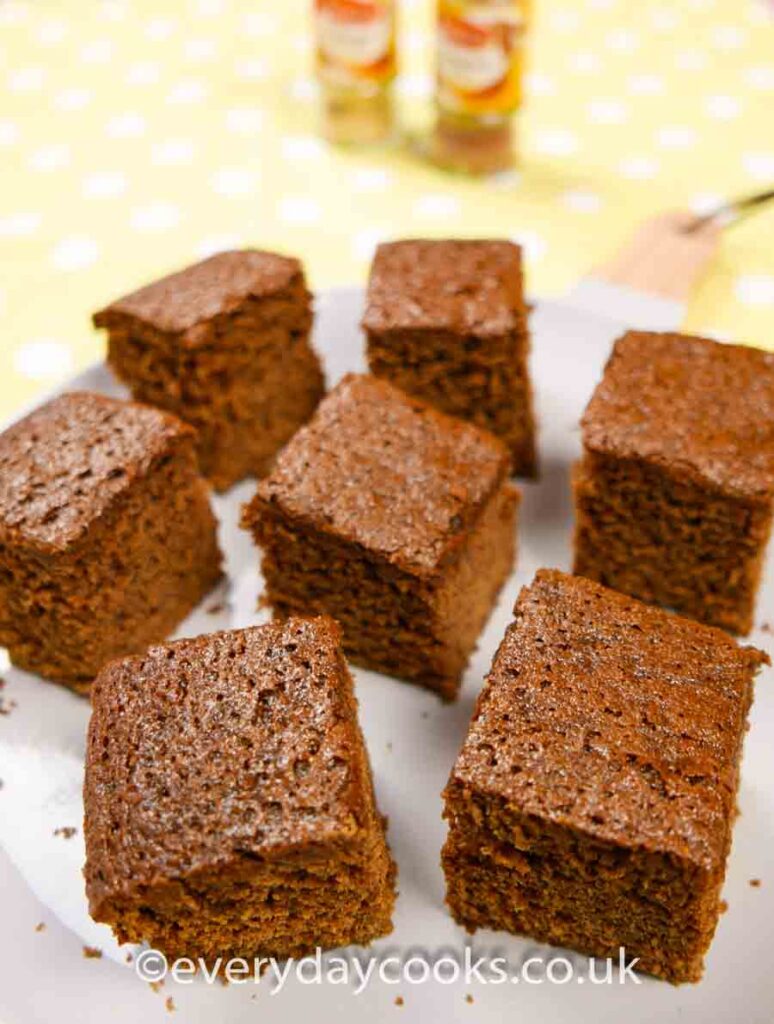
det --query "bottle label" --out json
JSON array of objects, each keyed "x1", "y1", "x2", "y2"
[
  {"x1": 315, "y1": 0, "x2": 397, "y2": 87},
  {"x1": 437, "y1": 1, "x2": 528, "y2": 115}
]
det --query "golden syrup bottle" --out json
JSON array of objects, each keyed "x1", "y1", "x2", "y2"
[
  {"x1": 431, "y1": 0, "x2": 530, "y2": 174},
  {"x1": 314, "y1": 0, "x2": 398, "y2": 145}
]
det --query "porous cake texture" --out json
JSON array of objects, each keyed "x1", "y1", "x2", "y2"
[
  {"x1": 94, "y1": 249, "x2": 325, "y2": 491},
  {"x1": 0, "y1": 391, "x2": 221, "y2": 692},
  {"x1": 442, "y1": 570, "x2": 768, "y2": 984},
  {"x1": 84, "y1": 617, "x2": 396, "y2": 962},
  {"x1": 241, "y1": 374, "x2": 520, "y2": 701},
  {"x1": 363, "y1": 239, "x2": 537, "y2": 477},
  {"x1": 574, "y1": 330, "x2": 774, "y2": 634}
]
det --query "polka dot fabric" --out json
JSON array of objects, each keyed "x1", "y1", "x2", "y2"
[{"x1": 1, "y1": 0, "x2": 773, "y2": 418}]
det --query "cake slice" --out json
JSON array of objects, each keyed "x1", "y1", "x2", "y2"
[
  {"x1": 443, "y1": 569, "x2": 768, "y2": 983},
  {"x1": 84, "y1": 617, "x2": 396, "y2": 962},
  {"x1": 0, "y1": 391, "x2": 221, "y2": 692},
  {"x1": 241, "y1": 374, "x2": 520, "y2": 700},
  {"x1": 94, "y1": 249, "x2": 325, "y2": 491}
]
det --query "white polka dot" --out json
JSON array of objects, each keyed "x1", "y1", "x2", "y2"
[
  {"x1": 14, "y1": 340, "x2": 74, "y2": 381},
  {"x1": 8, "y1": 67, "x2": 46, "y2": 92},
  {"x1": 151, "y1": 139, "x2": 195, "y2": 166},
  {"x1": 526, "y1": 73, "x2": 556, "y2": 97},
  {"x1": 404, "y1": 29, "x2": 426, "y2": 54},
  {"x1": 657, "y1": 125, "x2": 697, "y2": 150},
  {"x1": 351, "y1": 227, "x2": 389, "y2": 262},
  {"x1": 54, "y1": 87, "x2": 92, "y2": 111},
  {"x1": 689, "y1": 192, "x2": 724, "y2": 216},
  {"x1": 106, "y1": 112, "x2": 146, "y2": 138},
  {"x1": 291, "y1": 34, "x2": 312, "y2": 56},
  {"x1": 396, "y1": 73, "x2": 433, "y2": 99},
  {"x1": 131, "y1": 202, "x2": 181, "y2": 232},
  {"x1": 351, "y1": 167, "x2": 394, "y2": 192},
  {"x1": 0, "y1": 287, "x2": 5, "y2": 314},
  {"x1": 588, "y1": 0, "x2": 615, "y2": 8},
  {"x1": 236, "y1": 58, "x2": 271, "y2": 81},
  {"x1": 28, "y1": 143, "x2": 71, "y2": 172},
  {"x1": 281, "y1": 135, "x2": 325, "y2": 161},
  {"x1": 151, "y1": 138, "x2": 195, "y2": 165},
  {"x1": 570, "y1": 52, "x2": 601, "y2": 74},
  {"x1": 184, "y1": 38, "x2": 217, "y2": 62},
  {"x1": 619, "y1": 156, "x2": 659, "y2": 180},
  {"x1": 651, "y1": 9, "x2": 678, "y2": 31},
  {"x1": 82, "y1": 171, "x2": 127, "y2": 198},
  {"x1": 51, "y1": 235, "x2": 99, "y2": 271},
  {"x1": 0, "y1": 212, "x2": 41, "y2": 237},
  {"x1": 35, "y1": 19, "x2": 67, "y2": 45},
  {"x1": 225, "y1": 107, "x2": 265, "y2": 134},
  {"x1": 745, "y1": 66, "x2": 774, "y2": 91},
  {"x1": 627, "y1": 74, "x2": 664, "y2": 95},
  {"x1": 194, "y1": 0, "x2": 225, "y2": 14},
  {"x1": 735, "y1": 275, "x2": 774, "y2": 307},
  {"x1": 562, "y1": 189, "x2": 602, "y2": 213},
  {"x1": 511, "y1": 231, "x2": 547, "y2": 263},
  {"x1": 126, "y1": 61, "x2": 161, "y2": 86},
  {"x1": 0, "y1": 3, "x2": 30, "y2": 26},
  {"x1": 166, "y1": 79, "x2": 208, "y2": 104},
  {"x1": 675, "y1": 50, "x2": 706, "y2": 71},
  {"x1": 288, "y1": 76, "x2": 317, "y2": 101},
  {"x1": 587, "y1": 98, "x2": 628, "y2": 124},
  {"x1": 705, "y1": 95, "x2": 741, "y2": 119},
  {"x1": 605, "y1": 29, "x2": 639, "y2": 53},
  {"x1": 99, "y1": 0, "x2": 128, "y2": 20},
  {"x1": 145, "y1": 17, "x2": 176, "y2": 41},
  {"x1": 712, "y1": 25, "x2": 747, "y2": 49},
  {"x1": 211, "y1": 167, "x2": 255, "y2": 197},
  {"x1": 743, "y1": 152, "x2": 774, "y2": 181},
  {"x1": 534, "y1": 128, "x2": 579, "y2": 157},
  {"x1": 80, "y1": 39, "x2": 113, "y2": 63},
  {"x1": 413, "y1": 195, "x2": 462, "y2": 220},
  {"x1": 278, "y1": 197, "x2": 322, "y2": 225},
  {"x1": 194, "y1": 235, "x2": 244, "y2": 259},
  {"x1": 0, "y1": 120, "x2": 19, "y2": 146},
  {"x1": 549, "y1": 9, "x2": 580, "y2": 32},
  {"x1": 243, "y1": 12, "x2": 279, "y2": 35}
]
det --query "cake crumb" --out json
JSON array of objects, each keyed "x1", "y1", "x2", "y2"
[
  {"x1": 83, "y1": 945, "x2": 103, "y2": 959},
  {"x1": 35, "y1": 922, "x2": 46, "y2": 933},
  {"x1": 149, "y1": 980, "x2": 164, "y2": 994},
  {"x1": 750, "y1": 878, "x2": 762, "y2": 888},
  {"x1": 0, "y1": 696, "x2": 17, "y2": 716},
  {"x1": 54, "y1": 826, "x2": 77, "y2": 839},
  {"x1": 395, "y1": 996, "x2": 404, "y2": 1007},
  {"x1": 719, "y1": 899, "x2": 729, "y2": 914},
  {"x1": 386, "y1": 741, "x2": 393, "y2": 752},
  {"x1": 126, "y1": 952, "x2": 134, "y2": 963},
  {"x1": 207, "y1": 601, "x2": 226, "y2": 615},
  {"x1": 165, "y1": 997, "x2": 176, "y2": 1013},
  {"x1": 761, "y1": 623, "x2": 771, "y2": 634},
  {"x1": 465, "y1": 994, "x2": 474, "y2": 1004},
  {"x1": 420, "y1": 710, "x2": 429, "y2": 720}
]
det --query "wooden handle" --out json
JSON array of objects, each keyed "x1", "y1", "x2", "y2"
[{"x1": 594, "y1": 211, "x2": 722, "y2": 303}]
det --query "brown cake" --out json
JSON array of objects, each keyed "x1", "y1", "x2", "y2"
[
  {"x1": 363, "y1": 239, "x2": 537, "y2": 477},
  {"x1": 442, "y1": 569, "x2": 768, "y2": 984},
  {"x1": 84, "y1": 617, "x2": 396, "y2": 962},
  {"x1": 574, "y1": 331, "x2": 774, "y2": 634},
  {"x1": 241, "y1": 374, "x2": 519, "y2": 701},
  {"x1": 0, "y1": 391, "x2": 221, "y2": 692},
  {"x1": 93, "y1": 249, "x2": 325, "y2": 491}
]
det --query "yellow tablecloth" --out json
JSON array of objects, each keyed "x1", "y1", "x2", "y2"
[{"x1": 1, "y1": 0, "x2": 773, "y2": 421}]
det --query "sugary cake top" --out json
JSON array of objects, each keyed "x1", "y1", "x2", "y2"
[
  {"x1": 583, "y1": 331, "x2": 774, "y2": 500},
  {"x1": 0, "y1": 391, "x2": 190, "y2": 551},
  {"x1": 84, "y1": 618, "x2": 372, "y2": 905},
  {"x1": 246, "y1": 374, "x2": 512, "y2": 578},
  {"x1": 93, "y1": 249, "x2": 304, "y2": 335},
  {"x1": 362, "y1": 239, "x2": 525, "y2": 336},
  {"x1": 450, "y1": 570, "x2": 768, "y2": 870}
]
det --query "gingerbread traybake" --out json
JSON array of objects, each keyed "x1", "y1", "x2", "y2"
[
  {"x1": 84, "y1": 617, "x2": 396, "y2": 962},
  {"x1": 574, "y1": 330, "x2": 774, "y2": 634},
  {"x1": 0, "y1": 391, "x2": 221, "y2": 692},
  {"x1": 241, "y1": 374, "x2": 519, "y2": 701},
  {"x1": 93, "y1": 249, "x2": 325, "y2": 491},
  {"x1": 363, "y1": 239, "x2": 537, "y2": 477},
  {"x1": 442, "y1": 569, "x2": 768, "y2": 984}
]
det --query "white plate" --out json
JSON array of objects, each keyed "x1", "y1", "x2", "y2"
[{"x1": 0, "y1": 289, "x2": 772, "y2": 1024}]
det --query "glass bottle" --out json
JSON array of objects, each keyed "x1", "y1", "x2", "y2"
[
  {"x1": 314, "y1": 0, "x2": 398, "y2": 146},
  {"x1": 431, "y1": 0, "x2": 530, "y2": 175}
]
